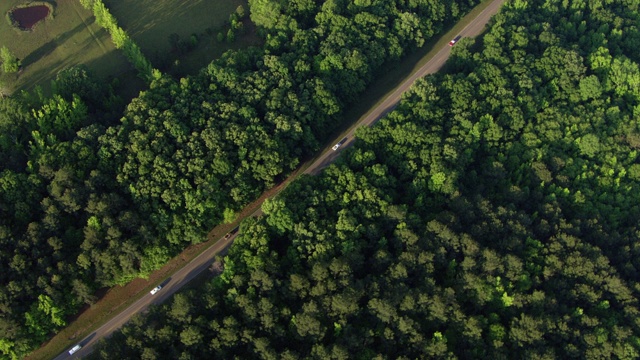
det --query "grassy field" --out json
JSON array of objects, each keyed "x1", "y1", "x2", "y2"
[
  {"x1": 0, "y1": 0, "x2": 132, "y2": 95},
  {"x1": 104, "y1": 0, "x2": 260, "y2": 76}
]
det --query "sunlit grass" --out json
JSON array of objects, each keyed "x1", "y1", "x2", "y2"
[{"x1": 0, "y1": 0, "x2": 131, "y2": 95}]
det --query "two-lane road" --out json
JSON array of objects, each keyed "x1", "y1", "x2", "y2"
[
  {"x1": 54, "y1": 231, "x2": 238, "y2": 359},
  {"x1": 54, "y1": 1, "x2": 505, "y2": 358},
  {"x1": 305, "y1": 0, "x2": 505, "y2": 174}
]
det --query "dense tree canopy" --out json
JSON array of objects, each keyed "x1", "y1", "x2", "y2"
[
  {"x1": 0, "y1": 0, "x2": 479, "y2": 358},
  {"x1": 87, "y1": 0, "x2": 640, "y2": 358}
]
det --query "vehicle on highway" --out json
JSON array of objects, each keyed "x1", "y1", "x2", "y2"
[
  {"x1": 223, "y1": 226, "x2": 239, "y2": 240},
  {"x1": 68, "y1": 344, "x2": 82, "y2": 355},
  {"x1": 449, "y1": 35, "x2": 462, "y2": 46},
  {"x1": 49, "y1": 3, "x2": 506, "y2": 358},
  {"x1": 332, "y1": 137, "x2": 348, "y2": 151},
  {"x1": 150, "y1": 285, "x2": 162, "y2": 295}
]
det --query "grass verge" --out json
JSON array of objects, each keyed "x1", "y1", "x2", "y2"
[
  {"x1": 25, "y1": 162, "x2": 301, "y2": 360},
  {"x1": 26, "y1": 1, "x2": 499, "y2": 358}
]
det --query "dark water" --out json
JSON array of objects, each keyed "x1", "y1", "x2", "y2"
[{"x1": 11, "y1": 5, "x2": 50, "y2": 30}]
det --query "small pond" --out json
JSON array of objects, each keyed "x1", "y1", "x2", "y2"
[{"x1": 10, "y1": 5, "x2": 50, "y2": 30}]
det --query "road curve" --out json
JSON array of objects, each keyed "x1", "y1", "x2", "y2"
[
  {"x1": 53, "y1": 1, "x2": 505, "y2": 358},
  {"x1": 305, "y1": 0, "x2": 506, "y2": 175}
]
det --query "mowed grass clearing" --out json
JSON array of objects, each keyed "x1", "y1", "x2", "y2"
[
  {"x1": 104, "y1": 0, "x2": 259, "y2": 75},
  {"x1": 0, "y1": 0, "x2": 132, "y2": 95}
]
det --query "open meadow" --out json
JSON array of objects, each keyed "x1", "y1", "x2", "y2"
[
  {"x1": 104, "y1": 0, "x2": 259, "y2": 75},
  {"x1": 0, "y1": 0, "x2": 132, "y2": 95}
]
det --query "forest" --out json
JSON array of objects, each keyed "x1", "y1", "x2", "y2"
[
  {"x1": 85, "y1": 0, "x2": 640, "y2": 358},
  {"x1": 0, "y1": 0, "x2": 481, "y2": 358}
]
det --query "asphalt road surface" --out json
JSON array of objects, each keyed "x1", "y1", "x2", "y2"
[
  {"x1": 54, "y1": 231, "x2": 237, "y2": 360},
  {"x1": 305, "y1": 0, "x2": 506, "y2": 175},
  {"x1": 54, "y1": 1, "x2": 505, "y2": 358}
]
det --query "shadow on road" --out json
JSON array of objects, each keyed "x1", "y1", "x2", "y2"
[
  {"x1": 80, "y1": 332, "x2": 96, "y2": 346},
  {"x1": 172, "y1": 235, "x2": 236, "y2": 291}
]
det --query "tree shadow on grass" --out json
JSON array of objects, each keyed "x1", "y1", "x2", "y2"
[
  {"x1": 82, "y1": 51, "x2": 145, "y2": 102},
  {"x1": 18, "y1": 58, "x2": 63, "y2": 95},
  {"x1": 21, "y1": 17, "x2": 94, "y2": 68}
]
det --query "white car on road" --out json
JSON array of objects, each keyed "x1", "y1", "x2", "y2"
[
  {"x1": 332, "y1": 137, "x2": 348, "y2": 151},
  {"x1": 150, "y1": 285, "x2": 162, "y2": 295},
  {"x1": 68, "y1": 344, "x2": 82, "y2": 355}
]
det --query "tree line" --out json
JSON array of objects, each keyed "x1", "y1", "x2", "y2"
[
  {"x1": 0, "y1": 0, "x2": 480, "y2": 358},
  {"x1": 79, "y1": 0, "x2": 158, "y2": 83},
  {"x1": 86, "y1": 0, "x2": 640, "y2": 358}
]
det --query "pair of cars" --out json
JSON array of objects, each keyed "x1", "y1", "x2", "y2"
[
  {"x1": 67, "y1": 284, "x2": 163, "y2": 355},
  {"x1": 449, "y1": 35, "x2": 462, "y2": 46}
]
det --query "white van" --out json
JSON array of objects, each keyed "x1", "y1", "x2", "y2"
[{"x1": 68, "y1": 344, "x2": 82, "y2": 355}]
